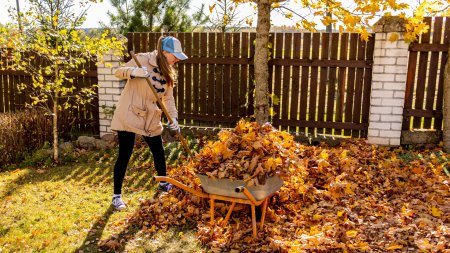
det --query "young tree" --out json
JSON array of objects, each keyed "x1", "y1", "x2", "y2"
[
  {"x1": 207, "y1": 0, "x2": 251, "y2": 32},
  {"x1": 106, "y1": 0, "x2": 207, "y2": 33},
  {"x1": 230, "y1": 0, "x2": 450, "y2": 125},
  {"x1": 0, "y1": 0, "x2": 126, "y2": 162}
]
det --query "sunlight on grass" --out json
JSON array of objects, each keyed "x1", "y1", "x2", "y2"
[{"x1": 0, "y1": 147, "x2": 204, "y2": 252}]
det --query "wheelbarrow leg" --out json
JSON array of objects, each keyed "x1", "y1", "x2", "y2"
[
  {"x1": 251, "y1": 204, "x2": 257, "y2": 238},
  {"x1": 210, "y1": 198, "x2": 215, "y2": 225},
  {"x1": 223, "y1": 201, "x2": 236, "y2": 225},
  {"x1": 260, "y1": 197, "x2": 269, "y2": 229}
]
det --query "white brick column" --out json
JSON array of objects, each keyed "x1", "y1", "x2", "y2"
[
  {"x1": 367, "y1": 17, "x2": 409, "y2": 146},
  {"x1": 97, "y1": 51, "x2": 124, "y2": 137}
]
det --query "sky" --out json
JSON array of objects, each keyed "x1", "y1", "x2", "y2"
[
  {"x1": 0, "y1": 0, "x2": 300, "y2": 28},
  {"x1": 0, "y1": 0, "x2": 420, "y2": 29}
]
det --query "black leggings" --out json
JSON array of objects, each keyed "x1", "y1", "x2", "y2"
[{"x1": 114, "y1": 131, "x2": 166, "y2": 194}]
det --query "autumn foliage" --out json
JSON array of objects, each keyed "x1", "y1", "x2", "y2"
[{"x1": 102, "y1": 121, "x2": 449, "y2": 252}]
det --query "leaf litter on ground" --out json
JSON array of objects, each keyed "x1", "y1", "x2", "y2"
[{"x1": 101, "y1": 120, "x2": 450, "y2": 252}]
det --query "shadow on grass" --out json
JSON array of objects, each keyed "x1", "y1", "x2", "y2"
[
  {"x1": 73, "y1": 205, "x2": 115, "y2": 253},
  {"x1": 97, "y1": 191, "x2": 203, "y2": 253}
]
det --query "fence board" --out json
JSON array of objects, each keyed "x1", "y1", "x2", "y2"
[
  {"x1": 317, "y1": 33, "x2": 329, "y2": 135},
  {"x1": 281, "y1": 33, "x2": 292, "y2": 131},
  {"x1": 290, "y1": 33, "x2": 301, "y2": 131},
  {"x1": 273, "y1": 33, "x2": 283, "y2": 125},
  {"x1": 193, "y1": 32, "x2": 200, "y2": 121},
  {"x1": 177, "y1": 33, "x2": 186, "y2": 118},
  {"x1": 207, "y1": 33, "x2": 216, "y2": 117},
  {"x1": 352, "y1": 35, "x2": 366, "y2": 138},
  {"x1": 326, "y1": 33, "x2": 340, "y2": 134},
  {"x1": 308, "y1": 33, "x2": 320, "y2": 135},
  {"x1": 231, "y1": 33, "x2": 240, "y2": 120},
  {"x1": 200, "y1": 33, "x2": 208, "y2": 119},
  {"x1": 239, "y1": 32, "x2": 249, "y2": 117},
  {"x1": 299, "y1": 33, "x2": 311, "y2": 133},
  {"x1": 361, "y1": 36, "x2": 375, "y2": 136},
  {"x1": 248, "y1": 33, "x2": 256, "y2": 117},
  {"x1": 335, "y1": 33, "x2": 348, "y2": 136},
  {"x1": 345, "y1": 33, "x2": 358, "y2": 136},
  {"x1": 215, "y1": 33, "x2": 224, "y2": 122},
  {"x1": 223, "y1": 33, "x2": 232, "y2": 122},
  {"x1": 184, "y1": 33, "x2": 193, "y2": 122}
]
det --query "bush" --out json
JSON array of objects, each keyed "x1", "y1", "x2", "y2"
[{"x1": 0, "y1": 109, "x2": 52, "y2": 167}]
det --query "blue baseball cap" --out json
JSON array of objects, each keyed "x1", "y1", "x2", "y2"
[{"x1": 162, "y1": 36, "x2": 188, "y2": 60}]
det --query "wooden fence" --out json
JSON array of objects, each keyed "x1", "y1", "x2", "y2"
[
  {"x1": 0, "y1": 50, "x2": 100, "y2": 137},
  {"x1": 127, "y1": 32, "x2": 375, "y2": 137},
  {"x1": 403, "y1": 16, "x2": 450, "y2": 133}
]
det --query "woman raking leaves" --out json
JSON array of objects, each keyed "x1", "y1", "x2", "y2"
[{"x1": 110, "y1": 36, "x2": 188, "y2": 210}]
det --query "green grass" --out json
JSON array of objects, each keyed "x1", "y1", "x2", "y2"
[{"x1": 0, "y1": 146, "x2": 205, "y2": 253}]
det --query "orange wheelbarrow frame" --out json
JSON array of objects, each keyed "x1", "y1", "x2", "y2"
[{"x1": 154, "y1": 176, "x2": 282, "y2": 238}]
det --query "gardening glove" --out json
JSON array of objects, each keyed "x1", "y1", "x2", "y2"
[
  {"x1": 131, "y1": 67, "x2": 149, "y2": 78},
  {"x1": 168, "y1": 118, "x2": 180, "y2": 132}
]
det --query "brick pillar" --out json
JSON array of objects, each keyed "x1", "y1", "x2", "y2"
[
  {"x1": 97, "y1": 51, "x2": 124, "y2": 137},
  {"x1": 367, "y1": 17, "x2": 409, "y2": 146}
]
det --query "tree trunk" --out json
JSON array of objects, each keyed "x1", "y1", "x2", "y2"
[
  {"x1": 53, "y1": 95, "x2": 59, "y2": 162},
  {"x1": 443, "y1": 43, "x2": 450, "y2": 152},
  {"x1": 53, "y1": 64, "x2": 59, "y2": 162},
  {"x1": 254, "y1": 0, "x2": 270, "y2": 125}
]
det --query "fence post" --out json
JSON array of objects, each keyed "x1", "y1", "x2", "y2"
[
  {"x1": 367, "y1": 17, "x2": 409, "y2": 146},
  {"x1": 97, "y1": 50, "x2": 124, "y2": 138}
]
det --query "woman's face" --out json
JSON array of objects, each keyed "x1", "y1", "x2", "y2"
[{"x1": 163, "y1": 51, "x2": 180, "y2": 66}]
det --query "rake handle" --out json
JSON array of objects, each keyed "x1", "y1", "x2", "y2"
[{"x1": 130, "y1": 51, "x2": 193, "y2": 159}]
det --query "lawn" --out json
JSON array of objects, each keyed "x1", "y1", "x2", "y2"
[
  {"x1": 0, "y1": 146, "x2": 205, "y2": 253},
  {"x1": 1, "y1": 128, "x2": 449, "y2": 253}
]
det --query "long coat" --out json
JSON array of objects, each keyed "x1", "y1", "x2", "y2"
[{"x1": 110, "y1": 51, "x2": 178, "y2": 137}]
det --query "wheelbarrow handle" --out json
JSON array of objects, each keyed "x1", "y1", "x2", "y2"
[
  {"x1": 235, "y1": 186, "x2": 257, "y2": 205},
  {"x1": 154, "y1": 176, "x2": 209, "y2": 198}
]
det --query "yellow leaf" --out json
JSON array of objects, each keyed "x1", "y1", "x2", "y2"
[
  {"x1": 416, "y1": 238, "x2": 432, "y2": 250},
  {"x1": 346, "y1": 230, "x2": 358, "y2": 237},
  {"x1": 356, "y1": 241, "x2": 370, "y2": 250},
  {"x1": 429, "y1": 206, "x2": 443, "y2": 217},
  {"x1": 401, "y1": 204, "x2": 415, "y2": 217},
  {"x1": 319, "y1": 150, "x2": 329, "y2": 160},
  {"x1": 312, "y1": 213, "x2": 323, "y2": 220},
  {"x1": 388, "y1": 32, "x2": 400, "y2": 42},
  {"x1": 345, "y1": 183, "x2": 355, "y2": 195},
  {"x1": 309, "y1": 226, "x2": 320, "y2": 235},
  {"x1": 337, "y1": 210, "x2": 345, "y2": 217},
  {"x1": 386, "y1": 244, "x2": 403, "y2": 250},
  {"x1": 209, "y1": 4, "x2": 216, "y2": 13}
]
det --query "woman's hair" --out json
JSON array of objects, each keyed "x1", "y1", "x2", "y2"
[{"x1": 156, "y1": 36, "x2": 176, "y2": 87}]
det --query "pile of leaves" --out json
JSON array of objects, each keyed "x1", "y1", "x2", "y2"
[
  {"x1": 101, "y1": 121, "x2": 449, "y2": 252},
  {"x1": 193, "y1": 120, "x2": 307, "y2": 185}
]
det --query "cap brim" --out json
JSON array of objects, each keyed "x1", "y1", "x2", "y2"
[{"x1": 173, "y1": 52, "x2": 188, "y2": 60}]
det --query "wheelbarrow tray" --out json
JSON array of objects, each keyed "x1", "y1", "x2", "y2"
[{"x1": 197, "y1": 174, "x2": 283, "y2": 201}]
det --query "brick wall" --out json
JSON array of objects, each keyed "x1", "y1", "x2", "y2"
[
  {"x1": 97, "y1": 53, "x2": 124, "y2": 137},
  {"x1": 367, "y1": 17, "x2": 409, "y2": 146}
]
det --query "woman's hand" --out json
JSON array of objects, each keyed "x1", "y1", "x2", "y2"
[
  {"x1": 168, "y1": 119, "x2": 180, "y2": 132},
  {"x1": 131, "y1": 67, "x2": 150, "y2": 78}
]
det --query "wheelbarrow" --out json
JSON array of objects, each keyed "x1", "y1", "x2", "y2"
[{"x1": 154, "y1": 175, "x2": 283, "y2": 238}]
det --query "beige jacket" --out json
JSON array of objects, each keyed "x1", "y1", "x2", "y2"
[{"x1": 110, "y1": 51, "x2": 178, "y2": 137}]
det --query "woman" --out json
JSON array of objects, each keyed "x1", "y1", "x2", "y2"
[{"x1": 110, "y1": 36, "x2": 188, "y2": 210}]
